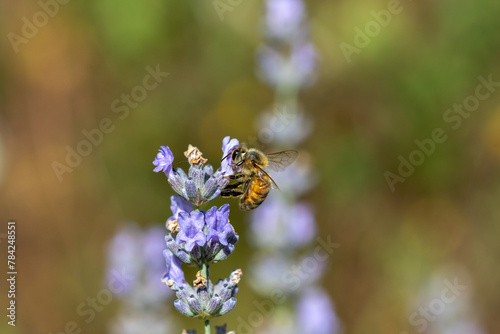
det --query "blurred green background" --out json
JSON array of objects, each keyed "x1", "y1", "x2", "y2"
[{"x1": 1, "y1": 0, "x2": 500, "y2": 333}]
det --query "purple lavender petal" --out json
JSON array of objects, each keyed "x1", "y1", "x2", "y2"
[
  {"x1": 162, "y1": 249, "x2": 185, "y2": 285},
  {"x1": 168, "y1": 195, "x2": 193, "y2": 222},
  {"x1": 206, "y1": 205, "x2": 232, "y2": 246},
  {"x1": 153, "y1": 146, "x2": 174, "y2": 177},
  {"x1": 221, "y1": 136, "x2": 240, "y2": 176},
  {"x1": 176, "y1": 211, "x2": 207, "y2": 252}
]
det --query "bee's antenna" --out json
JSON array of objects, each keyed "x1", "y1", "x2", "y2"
[{"x1": 221, "y1": 152, "x2": 231, "y2": 162}]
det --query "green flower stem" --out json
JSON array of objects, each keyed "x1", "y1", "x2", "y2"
[
  {"x1": 194, "y1": 205, "x2": 211, "y2": 334},
  {"x1": 205, "y1": 319, "x2": 211, "y2": 334},
  {"x1": 201, "y1": 249, "x2": 210, "y2": 334}
]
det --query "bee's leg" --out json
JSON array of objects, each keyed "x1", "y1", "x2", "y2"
[
  {"x1": 221, "y1": 189, "x2": 244, "y2": 197},
  {"x1": 221, "y1": 180, "x2": 247, "y2": 197},
  {"x1": 224, "y1": 173, "x2": 245, "y2": 181},
  {"x1": 223, "y1": 181, "x2": 245, "y2": 190}
]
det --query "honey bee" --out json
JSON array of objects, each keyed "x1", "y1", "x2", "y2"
[{"x1": 221, "y1": 145, "x2": 298, "y2": 211}]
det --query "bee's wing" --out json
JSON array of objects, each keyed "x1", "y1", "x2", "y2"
[
  {"x1": 265, "y1": 150, "x2": 299, "y2": 172},
  {"x1": 253, "y1": 163, "x2": 280, "y2": 190}
]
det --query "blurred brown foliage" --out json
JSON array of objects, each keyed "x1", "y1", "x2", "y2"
[{"x1": 1, "y1": 0, "x2": 500, "y2": 333}]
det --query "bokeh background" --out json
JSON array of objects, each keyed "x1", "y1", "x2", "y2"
[{"x1": 1, "y1": 0, "x2": 500, "y2": 333}]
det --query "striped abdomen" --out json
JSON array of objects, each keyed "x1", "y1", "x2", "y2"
[{"x1": 239, "y1": 175, "x2": 271, "y2": 211}]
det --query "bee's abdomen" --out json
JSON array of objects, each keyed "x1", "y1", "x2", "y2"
[{"x1": 240, "y1": 177, "x2": 270, "y2": 211}]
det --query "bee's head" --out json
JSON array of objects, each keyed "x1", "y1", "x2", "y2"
[{"x1": 231, "y1": 146, "x2": 247, "y2": 166}]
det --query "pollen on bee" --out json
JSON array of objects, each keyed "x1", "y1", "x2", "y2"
[{"x1": 184, "y1": 144, "x2": 208, "y2": 165}]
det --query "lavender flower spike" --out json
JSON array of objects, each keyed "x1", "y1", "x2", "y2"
[{"x1": 156, "y1": 138, "x2": 242, "y2": 333}]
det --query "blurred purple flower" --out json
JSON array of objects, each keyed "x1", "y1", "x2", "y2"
[
  {"x1": 443, "y1": 322, "x2": 486, "y2": 334},
  {"x1": 177, "y1": 210, "x2": 207, "y2": 252},
  {"x1": 257, "y1": 42, "x2": 317, "y2": 89},
  {"x1": 106, "y1": 224, "x2": 141, "y2": 296},
  {"x1": 257, "y1": 45, "x2": 283, "y2": 87},
  {"x1": 250, "y1": 252, "x2": 327, "y2": 295},
  {"x1": 265, "y1": 0, "x2": 305, "y2": 41},
  {"x1": 269, "y1": 158, "x2": 317, "y2": 196},
  {"x1": 106, "y1": 223, "x2": 171, "y2": 302},
  {"x1": 249, "y1": 255, "x2": 292, "y2": 294},
  {"x1": 291, "y1": 41, "x2": 317, "y2": 86},
  {"x1": 250, "y1": 196, "x2": 316, "y2": 249},
  {"x1": 257, "y1": 108, "x2": 314, "y2": 147},
  {"x1": 296, "y1": 288, "x2": 340, "y2": 334}
]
